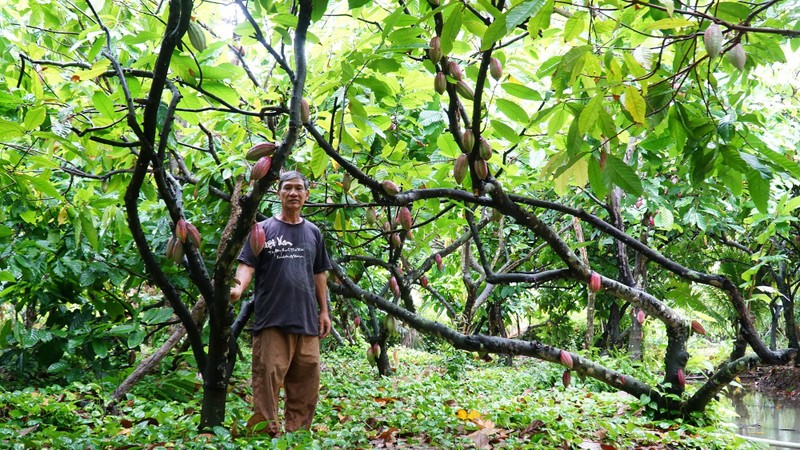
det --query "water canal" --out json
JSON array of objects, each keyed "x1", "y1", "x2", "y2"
[{"x1": 730, "y1": 388, "x2": 800, "y2": 449}]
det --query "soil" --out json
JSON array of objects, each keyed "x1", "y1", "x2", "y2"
[{"x1": 747, "y1": 365, "x2": 800, "y2": 399}]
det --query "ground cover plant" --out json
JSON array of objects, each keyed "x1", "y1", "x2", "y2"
[{"x1": 0, "y1": 345, "x2": 758, "y2": 449}]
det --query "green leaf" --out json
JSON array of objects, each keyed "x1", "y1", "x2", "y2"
[
  {"x1": 23, "y1": 107, "x2": 47, "y2": 130},
  {"x1": 80, "y1": 213, "x2": 99, "y2": 251},
  {"x1": 495, "y1": 98, "x2": 529, "y2": 124},
  {"x1": 644, "y1": 18, "x2": 692, "y2": 31},
  {"x1": 128, "y1": 329, "x2": 146, "y2": 348},
  {"x1": 481, "y1": 16, "x2": 507, "y2": 51},
  {"x1": 142, "y1": 307, "x2": 175, "y2": 325},
  {"x1": 92, "y1": 91, "x2": 116, "y2": 119},
  {"x1": 441, "y1": 6, "x2": 463, "y2": 55},
  {"x1": 747, "y1": 170, "x2": 770, "y2": 213},
  {"x1": 489, "y1": 119, "x2": 521, "y2": 144},
  {"x1": 759, "y1": 147, "x2": 800, "y2": 179},
  {"x1": 311, "y1": 0, "x2": 329, "y2": 22},
  {"x1": 654, "y1": 207, "x2": 674, "y2": 230},
  {"x1": 506, "y1": 0, "x2": 547, "y2": 32},
  {"x1": 623, "y1": 86, "x2": 646, "y2": 124},
  {"x1": 588, "y1": 157, "x2": 608, "y2": 198},
  {"x1": 578, "y1": 94, "x2": 603, "y2": 134},
  {"x1": 0, "y1": 119, "x2": 24, "y2": 139},
  {"x1": 605, "y1": 154, "x2": 643, "y2": 196},
  {"x1": 0, "y1": 271, "x2": 15, "y2": 282},
  {"x1": 310, "y1": 144, "x2": 330, "y2": 178},
  {"x1": 501, "y1": 82, "x2": 541, "y2": 100}
]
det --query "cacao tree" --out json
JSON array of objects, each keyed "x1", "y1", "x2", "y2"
[{"x1": 1, "y1": 0, "x2": 800, "y2": 428}]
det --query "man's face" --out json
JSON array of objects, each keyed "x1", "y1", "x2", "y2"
[{"x1": 278, "y1": 177, "x2": 309, "y2": 212}]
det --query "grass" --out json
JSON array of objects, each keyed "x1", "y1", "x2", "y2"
[{"x1": 0, "y1": 344, "x2": 759, "y2": 449}]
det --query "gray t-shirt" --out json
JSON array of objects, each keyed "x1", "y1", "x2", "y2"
[{"x1": 238, "y1": 217, "x2": 332, "y2": 335}]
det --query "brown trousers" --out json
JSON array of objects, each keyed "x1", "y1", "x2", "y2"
[{"x1": 250, "y1": 327, "x2": 320, "y2": 436}]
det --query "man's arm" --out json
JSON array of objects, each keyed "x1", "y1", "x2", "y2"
[
  {"x1": 230, "y1": 263, "x2": 256, "y2": 302},
  {"x1": 315, "y1": 271, "x2": 331, "y2": 338}
]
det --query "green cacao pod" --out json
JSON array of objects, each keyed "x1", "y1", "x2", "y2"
[{"x1": 187, "y1": 22, "x2": 207, "y2": 52}]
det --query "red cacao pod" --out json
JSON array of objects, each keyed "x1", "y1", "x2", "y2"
[
  {"x1": 691, "y1": 320, "x2": 706, "y2": 335},
  {"x1": 428, "y1": 36, "x2": 442, "y2": 64},
  {"x1": 185, "y1": 222, "x2": 201, "y2": 248},
  {"x1": 165, "y1": 236, "x2": 178, "y2": 259},
  {"x1": 448, "y1": 61, "x2": 462, "y2": 81},
  {"x1": 637, "y1": 310, "x2": 646, "y2": 324},
  {"x1": 246, "y1": 141, "x2": 277, "y2": 161},
  {"x1": 434, "y1": 71, "x2": 446, "y2": 94},
  {"x1": 249, "y1": 222, "x2": 266, "y2": 256},
  {"x1": 175, "y1": 218, "x2": 188, "y2": 243},
  {"x1": 390, "y1": 276, "x2": 400, "y2": 297},
  {"x1": 435, "y1": 253, "x2": 443, "y2": 271},
  {"x1": 420, "y1": 275, "x2": 429, "y2": 288},
  {"x1": 589, "y1": 271, "x2": 602, "y2": 292},
  {"x1": 354, "y1": 315, "x2": 362, "y2": 328},
  {"x1": 478, "y1": 137, "x2": 492, "y2": 160},
  {"x1": 562, "y1": 369, "x2": 571, "y2": 388},
  {"x1": 677, "y1": 368, "x2": 686, "y2": 387},
  {"x1": 397, "y1": 207, "x2": 412, "y2": 231},
  {"x1": 489, "y1": 57, "x2": 503, "y2": 81},
  {"x1": 462, "y1": 129, "x2": 475, "y2": 151},
  {"x1": 251, "y1": 156, "x2": 272, "y2": 181},
  {"x1": 474, "y1": 158, "x2": 489, "y2": 180},
  {"x1": 454, "y1": 154, "x2": 468, "y2": 184},
  {"x1": 381, "y1": 180, "x2": 400, "y2": 195},
  {"x1": 560, "y1": 350, "x2": 574, "y2": 369}
]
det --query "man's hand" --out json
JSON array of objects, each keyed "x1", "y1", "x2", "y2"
[{"x1": 318, "y1": 314, "x2": 331, "y2": 338}]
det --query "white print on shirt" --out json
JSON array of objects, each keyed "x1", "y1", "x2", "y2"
[{"x1": 265, "y1": 235, "x2": 305, "y2": 259}]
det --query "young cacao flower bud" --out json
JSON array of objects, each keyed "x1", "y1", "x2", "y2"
[
  {"x1": 448, "y1": 61, "x2": 462, "y2": 81},
  {"x1": 677, "y1": 368, "x2": 686, "y2": 387},
  {"x1": 249, "y1": 222, "x2": 266, "y2": 256},
  {"x1": 300, "y1": 98, "x2": 310, "y2": 123},
  {"x1": 691, "y1": 320, "x2": 706, "y2": 335},
  {"x1": 560, "y1": 350, "x2": 574, "y2": 369},
  {"x1": 456, "y1": 80, "x2": 474, "y2": 100},
  {"x1": 246, "y1": 141, "x2": 278, "y2": 161},
  {"x1": 562, "y1": 369, "x2": 571, "y2": 388},
  {"x1": 185, "y1": 222, "x2": 201, "y2": 248},
  {"x1": 428, "y1": 36, "x2": 442, "y2": 64},
  {"x1": 489, "y1": 57, "x2": 503, "y2": 81},
  {"x1": 589, "y1": 271, "x2": 602, "y2": 292},
  {"x1": 397, "y1": 207, "x2": 412, "y2": 231},
  {"x1": 454, "y1": 154, "x2": 468, "y2": 184},
  {"x1": 462, "y1": 129, "x2": 475, "y2": 151},
  {"x1": 727, "y1": 43, "x2": 746, "y2": 71},
  {"x1": 434, "y1": 72, "x2": 447, "y2": 94},
  {"x1": 251, "y1": 156, "x2": 272, "y2": 181},
  {"x1": 703, "y1": 23, "x2": 723, "y2": 59},
  {"x1": 381, "y1": 180, "x2": 400, "y2": 195},
  {"x1": 435, "y1": 253, "x2": 443, "y2": 271},
  {"x1": 478, "y1": 137, "x2": 492, "y2": 160},
  {"x1": 176, "y1": 218, "x2": 188, "y2": 243},
  {"x1": 474, "y1": 158, "x2": 489, "y2": 180}
]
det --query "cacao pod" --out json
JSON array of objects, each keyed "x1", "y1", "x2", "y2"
[
  {"x1": 420, "y1": 275, "x2": 429, "y2": 288},
  {"x1": 384, "y1": 315, "x2": 398, "y2": 335},
  {"x1": 187, "y1": 22, "x2": 207, "y2": 52},
  {"x1": 636, "y1": 310, "x2": 646, "y2": 324},
  {"x1": 300, "y1": 98, "x2": 310, "y2": 123},
  {"x1": 474, "y1": 158, "x2": 489, "y2": 180},
  {"x1": 390, "y1": 232, "x2": 402, "y2": 249},
  {"x1": 478, "y1": 138, "x2": 492, "y2": 160},
  {"x1": 372, "y1": 343, "x2": 381, "y2": 357},
  {"x1": 366, "y1": 207, "x2": 377, "y2": 225},
  {"x1": 389, "y1": 276, "x2": 400, "y2": 297},
  {"x1": 382, "y1": 221, "x2": 393, "y2": 233},
  {"x1": 185, "y1": 222, "x2": 201, "y2": 248},
  {"x1": 176, "y1": 218, "x2": 188, "y2": 243},
  {"x1": 562, "y1": 369, "x2": 571, "y2": 388},
  {"x1": 489, "y1": 57, "x2": 503, "y2": 81},
  {"x1": 462, "y1": 129, "x2": 475, "y2": 151},
  {"x1": 354, "y1": 316, "x2": 362, "y2": 328},
  {"x1": 589, "y1": 271, "x2": 602, "y2": 292},
  {"x1": 172, "y1": 240, "x2": 185, "y2": 264},
  {"x1": 246, "y1": 141, "x2": 278, "y2": 161},
  {"x1": 560, "y1": 350, "x2": 574, "y2": 369},
  {"x1": 728, "y1": 43, "x2": 746, "y2": 71},
  {"x1": 456, "y1": 80, "x2": 474, "y2": 100},
  {"x1": 434, "y1": 72, "x2": 446, "y2": 94},
  {"x1": 676, "y1": 368, "x2": 686, "y2": 387},
  {"x1": 381, "y1": 180, "x2": 400, "y2": 195},
  {"x1": 454, "y1": 154, "x2": 468, "y2": 184},
  {"x1": 435, "y1": 253, "x2": 443, "y2": 271},
  {"x1": 249, "y1": 222, "x2": 266, "y2": 256},
  {"x1": 428, "y1": 36, "x2": 442, "y2": 64},
  {"x1": 448, "y1": 61, "x2": 462, "y2": 81},
  {"x1": 251, "y1": 156, "x2": 272, "y2": 181},
  {"x1": 397, "y1": 207, "x2": 412, "y2": 231},
  {"x1": 691, "y1": 320, "x2": 706, "y2": 335},
  {"x1": 165, "y1": 236, "x2": 179, "y2": 259},
  {"x1": 342, "y1": 173, "x2": 352, "y2": 192},
  {"x1": 703, "y1": 23, "x2": 723, "y2": 59},
  {"x1": 366, "y1": 345, "x2": 377, "y2": 365}
]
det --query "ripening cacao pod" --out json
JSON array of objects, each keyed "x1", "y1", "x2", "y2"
[
  {"x1": 454, "y1": 154, "x2": 469, "y2": 186},
  {"x1": 434, "y1": 72, "x2": 447, "y2": 94},
  {"x1": 249, "y1": 222, "x2": 266, "y2": 256},
  {"x1": 560, "y1": 350, "x2": 574, "y2": 369},
  {"x1": 251, "y1": 156, "x2": 272, "y2": 181},
  {"x1": 448, "y1": 61, "x2": 462, "y2": 81},
  {"x1": 474, "y1": 158, "x2": 489, "y2": 180},
  {"x1": 478, "y1": 137, "x2": 492, "y2": 160},
  {"x1": 703, "y1": 24, "x2": 723, "y2": 59},
  {"x1": 172, "y1": 240, "x2": 185, "y2": 264},
  {"x1": 372, "y1": 343, "x2": 381, "y2": 357},
  {"x1": 185, "y1": 222, "x2": 201, "y2": 248},
  {"x1": 246, "y1": 141, "x2": 278, "y2": 161},
  {"x1": 435, "y1": 253, "x2": 443, "y2": 271},
  {"x1": 562, "y1": 369, "x2": 571, "y2": 388},
  {"x1": 366, "y1": 207, "x2": 377, "y2": 225},
  {"x1": 428, "y1": 36, "x2": 442, "y2": 64},
  {"x1": 176, "y1": 218, "x2": 188, "y2": 243},
  {"x1": 589, "y1": 271, "x2": 602, "y2": 292},
  {"x1": 462, "y1": 129, "x2": 475, "y2": 151},
  {"x1": 300, "y1": 98, "x2": 310, "y2": 123},
  {"x1": 420, "y1": 275, "x2": 429, "y2": 288},
  {"x1": 342, "y1": 173, "x2": 352, "y2": 192},
  {"x1": 354, "y1": 315, "x2": 362, "y2": 328},
  {"x1": 489, "y1": 57, "x2": 503, "y2": 81},
  {"x1": 390, "y1": 232, "x2": 402, "y2": 249},
  {"x1": 397, "y1": 207, "x2": 412, "y2": 231},
  {"x1": 456, "y1": 80, "x2": 474, "y2": 100},
  {"x1": 637, "y1": 310, "x2": 646, "y2": 324},
  {"x1": 677, "y1": 368, "x2": 686, "y2": 387},
  {"x1": 390, "y1": 276, "x2": 400, "y2": 297},
  {"x1": 728, "y1": 43, "x2": 746, "y2": 71},
  {"x1": 381, "y1": 180, "x2": 400, "y2": 195},
  {"x1": 691, "y1": 320, "x2": 706, "y2": 335},
  {"x1": 187, "y1": 22, "x2": 207, "y2": 52}
]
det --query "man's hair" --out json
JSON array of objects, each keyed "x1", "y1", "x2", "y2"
[{"x1": 278, "y1": 170, "x2": 309, "y2": 190}]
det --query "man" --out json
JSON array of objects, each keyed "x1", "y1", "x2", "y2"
[{"x1": 230, "y1": 170, "x2": 332, "y2": 437}]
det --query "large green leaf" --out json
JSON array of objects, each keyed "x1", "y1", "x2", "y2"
[{"x1": 605, "y1": 154, "x2": 643, "y2": 196}]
